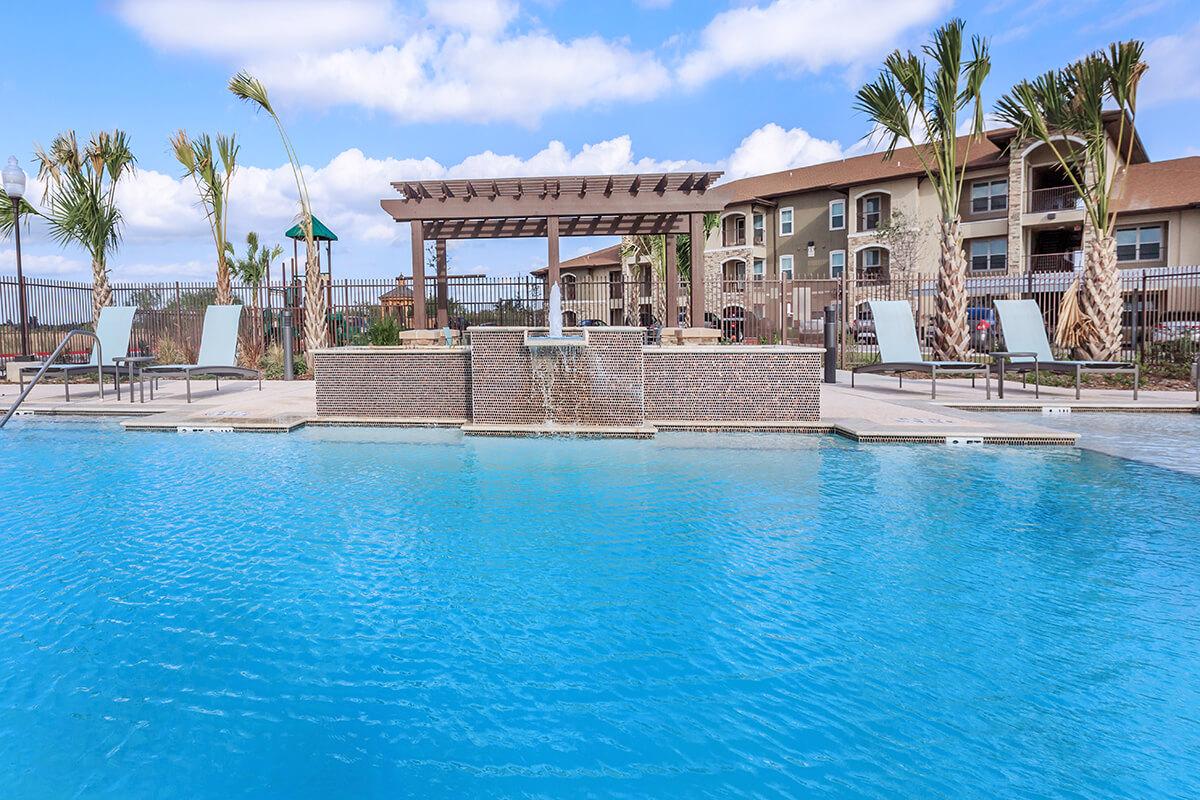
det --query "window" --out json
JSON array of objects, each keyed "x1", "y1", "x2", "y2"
[
  {"x1": 1116, "y1": 225, "x2": 1163, "y2": 262},
  {"x1": 779, "y1": 207, "x2": 794, "y2": 236},
  {"x1": 969, "y1": 238, "x2": 1007, "y2": 272},
  {"x1": 639, "y1": 265, "x2": 652, "y2": 297},
  {"x1": 860, "y1": 195, "x2": 882, "y2": 230},
  {"x1": 609, "y1": 307, "x2": 624, "y2": 326},
  {"x1": 829, "y1": 250, "x2": 846, "y2": 279},
  {"x1": 858, "y1": 247, "x2": 886, "y2": 277},
  {"x1": 970, "y1": 179, "x2": 1008, "y2": 214},
  {"x1": 561, "y1": 273, "x2": 577, "y2": 301},
  {"x1": 723, "y1": 260, "x2": 746, "y2": 290},
  {"x1": 829, "y1": 199, "x2": 846, "y2": 230},
  {"x1": 752, "y1": 258, "x2": 765, "y2": 280},
  {"x1": 752, "y1": 213, "x2": 765, "y2": 245},
  {"x1": 608, "y1": 269, "x2": 622, "y2": 299},
  {"x1": 779, "y1": 254, "x2": 794, "y2": 280},
  {"x1": 723, "y1": 214, "x2": 747, "y2": 246}
]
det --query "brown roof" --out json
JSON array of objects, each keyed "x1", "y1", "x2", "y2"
[
  {"x1": 720, "y1": 132, "x2": 1008, "y2": 204},
  {"x1": 1114, "y1": 157, "x2": 1200, "y2": 214},
  {"x1": 531, "y1": 243, "x2": 623, "y2": 276}
]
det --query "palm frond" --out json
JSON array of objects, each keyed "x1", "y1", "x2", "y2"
[{"x1": 228, "y1": 71, "x2": 274, "y2": 115}]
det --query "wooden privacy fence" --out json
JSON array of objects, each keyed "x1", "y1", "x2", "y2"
[{"x1": 3, "y1": 268, "x2": 1199, "y2": 370}]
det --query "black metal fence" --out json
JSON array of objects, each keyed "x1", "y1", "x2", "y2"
[{"x1": 3, "y1": 267, "x2": 1199, "y2": 371}]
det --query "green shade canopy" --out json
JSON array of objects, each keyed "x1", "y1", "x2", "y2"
[{"x1": 285, "y1": 215, "x2": 338, "y2": 242}]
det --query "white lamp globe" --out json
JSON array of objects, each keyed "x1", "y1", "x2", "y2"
[{"x1": 3, "y1": 156, "x2": 27, "y2": 200}]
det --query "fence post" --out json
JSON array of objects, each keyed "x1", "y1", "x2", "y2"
[
  {"x1": 824, "y1": 304, "x2": 837, "y2": 383},
  {"x1": 282, "y1": 309, "x2": 294, "y2": 381},
  {"x1": 1138, "y1": 273, "x2": 1148, "y2": 363},
  {"x1": 174, "y1": 281, "x2": 183, "y2": 348},
  {"x1": 838, "y1": 270, "x2": 849, "y2": 369}
]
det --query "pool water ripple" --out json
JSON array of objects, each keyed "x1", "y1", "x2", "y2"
[{"x1": 1, "y1": 420, "x2": 1198, "y2": 798}]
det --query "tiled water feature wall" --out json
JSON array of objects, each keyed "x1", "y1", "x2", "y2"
[{"x1": 312, "y1": 330, "x2": 822, "y2": 430}]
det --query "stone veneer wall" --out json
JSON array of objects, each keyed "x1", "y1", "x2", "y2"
[
  {"x1": 468, "y1": 327, "x2": 645, "y2": 427},
  {"x1": 643, "y1": 346, "x2": 822, "y2": 422},
  {"x1": 312, "y1": 347, "x2": 471, "y2": 419}
]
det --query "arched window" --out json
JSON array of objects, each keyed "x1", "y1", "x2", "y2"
[
  {"x1": 856, "y1": 192, "x2": 890, "y2": 231},
  {"x1": 561, "y1": 273, "x2": 577, "y2": 301},
  {"x1": 856, "y1": 247, "x2": 888, "y2": 280}
]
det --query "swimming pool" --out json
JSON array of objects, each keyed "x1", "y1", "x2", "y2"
[
  {"x1": 997, "y1": 411, "x2": 1200, "y2": 478},
  {"x1": 2, "y1": 419, "x2": 1198, "y2": 798}
]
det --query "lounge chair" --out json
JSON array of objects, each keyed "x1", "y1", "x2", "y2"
[
  {"x1": 144, "y1": 305, "x2": 261, "y2": 402},
  {"x1": 993, "y1": 299, "x2": 1138, "y2": 400},
  {"x1": 851, "y1": 300, "x2": 989, "y2": 399},
  {"x1": 18, "y1": 305, "x2": 136, "y2": 401}
]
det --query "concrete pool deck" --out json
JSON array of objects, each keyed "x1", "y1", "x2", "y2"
[{"x1": 3, "y1": 370, "x2": 1195, "y2": 444}]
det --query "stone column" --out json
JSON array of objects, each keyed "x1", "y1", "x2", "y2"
[
  {"x1": 1007, "y1": 149, "x2": 1025, "y2": 276},
  {"x1": 435, "y1": 239, "x2": 449, "y2": 328},
  {"x1": 410, "y1": 221, "x2": 427, "y2": 329},
  {"x1": 689, "y1": 213, "x2": 706, "y2": 327},
  {"x1": 664, "y1": 233, "x2": 678, "y2": 327}
]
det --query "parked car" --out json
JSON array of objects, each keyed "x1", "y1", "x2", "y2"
[
  {"x1": 967, "y1": 306, "x2": 999, "y2": 352},
  {"x1": 579, "y1": 319, "x2": 607, "y2": 327},
  {"x1": 1151, "y1": 320, "x2": 1200, "y2": 343}
]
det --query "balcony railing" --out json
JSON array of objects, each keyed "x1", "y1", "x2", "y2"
[
  {"x1": 722, "y1": 233, "x2": 747, "y2": 247},
  {"x1": 1027, "y1": 186, "x2": 1082, "y2": 213},
  {"x1": 1028, "y1": 251, "x2": 1083, "y2": 273}
]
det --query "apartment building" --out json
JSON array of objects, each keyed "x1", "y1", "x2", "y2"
[
  {"x1": 714, "y1": 114, "x2": 1200, "y2": 283},
  {"x1": 536, "y1": 116, "x2": 1199, "y2": 336}
]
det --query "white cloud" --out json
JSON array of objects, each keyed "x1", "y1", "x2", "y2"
[
  {"x1": 426, "y1": 0, "x2": 518, "y2": 35},
  {"x1": 15, "y1": 123, "x2": 856, "y2": 279},
  {"x1": 725, "y1": 123, "x2": 844, "y2": 179},
  {"x1": 1142, "y1": 23, "x2": 1200, "y2": 106},
  {"x1": 0, "y1": 248, "x2": 87, "y2": 277},
  {"x1": 115, "y1": 0, "x2": 402, "y2": 57},
  {"x1": 116, "y1": 0, "x2": 671, "y2": 125},
  {"x1": 678, "y1": 0, "x2": 951, "y2": 88},
  {"x1": 260, "y1": 31, "x2": 671, "y2": 125}
]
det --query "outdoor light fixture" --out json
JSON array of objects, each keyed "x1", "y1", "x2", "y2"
[{"x1": 3, "y1": 155, "x2": 32, "y2": 360}]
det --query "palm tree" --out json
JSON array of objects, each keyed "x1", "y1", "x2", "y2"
[
  {"x1": 228, "y1": 230, "x2": 282, "y2": 340},
  {"x1": 172, "y1": 130, "x2": 238, "y2": 304},
  {"x1": 855, "y1": 19, "x2": 990, "y2": 360},
  {"x1": 995, "y1": 41, "x2": 1146, "y2": 360},
  {"x1": 621, "y1": 213, "x2": 718, "y2": 325},
  {"x1": 21, "y1": 131, "x2": 136, "y2": 322},
  {"x1": 228, "y1": 71, "x2": 327, "y2": 351}
]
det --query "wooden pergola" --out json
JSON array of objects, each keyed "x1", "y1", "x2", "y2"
[{"x1": 381, "y1": 172, "x2": 727, "y2": 329}]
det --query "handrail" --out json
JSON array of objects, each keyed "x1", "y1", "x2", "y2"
[{"x1": 1, "y1": 329, "x2": 103, "y2": 429}]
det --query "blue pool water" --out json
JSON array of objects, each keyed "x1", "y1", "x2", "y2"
[{"x1": 1, "y1": 419, "x2": 1199, "y2": 798}]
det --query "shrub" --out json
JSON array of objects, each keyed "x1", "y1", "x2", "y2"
[
  {"x1": 259, "y1": 343, "x2": 307, "y2": 379},
  {"x1": 363, "y1": 314, "x2": 401, "y2": 346},
  {"x1": 153, "y1": 336, "x2": 188, "y2": 365}
]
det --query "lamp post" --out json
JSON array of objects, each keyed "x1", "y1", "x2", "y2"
[{"x1": 2, "y1": 156, "x2": 30, "y2": 360}]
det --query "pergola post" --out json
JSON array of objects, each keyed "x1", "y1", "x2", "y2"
[
  {"x1": 435, "y1": 239, "x2": 449, "y2": 328},
  {"x1": 664, "y1": 233, "x2": 678, "y2": 327},
  {"x1": 410, "y1": 221, "x2": 427, "y2": 329},
  {"x1": 689, "y1": 213, "x2": 706, "y2": 328},
  {"x1": 547, "y1": 216, "x2": 560, "y2": 288}
]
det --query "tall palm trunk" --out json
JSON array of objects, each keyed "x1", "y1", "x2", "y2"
[
  {"x1": 1076, "y1": 233, "x2": 1122, "y2": 360},
  {"x1": 303, "y1": 244, "x2": 327, "y2": 352},
  {"x1": 215, "y1": 261, "x2": 232, "y2": 306},
  {"x1": 932, "y1": 220, "x2": 970, "y2": 360},
  {"x1": 91, "y1": 259, "x2": 113, "y2": 323}
]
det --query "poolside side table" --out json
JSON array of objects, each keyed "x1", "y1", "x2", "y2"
[
  {"x1": 990, "y1": 351, "x2": 1040, "y2": 400},
  {"x1": 111, "y1": 356, "x2": 155, "y2": 404}
]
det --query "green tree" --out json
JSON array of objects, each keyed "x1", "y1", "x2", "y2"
[
  {"x1": 227, "y1": 230, "x2": 283, "y2": 322},
  {"x1": 621, "y1": 212, "x2": 718, "y2": 325},
  {"x1": 228, "y1": 71, "x2": 327, "y2": 352},
  {"x1": 855, "y1": 18, "x2": 990, "y2": 359},
  {"x1": 995, "y1": 41, "x2": 1147, "y2": 360},
  {"x1": 171, "y1": 130, "x2": 239, "y2": 305},
  {"x1": 8, "y1": 131, "x2": 137, "y2": 322}
]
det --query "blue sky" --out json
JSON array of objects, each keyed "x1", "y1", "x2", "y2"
[{"x1": 2, "y1": 0, "x2": 1197, "y2": 282}]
